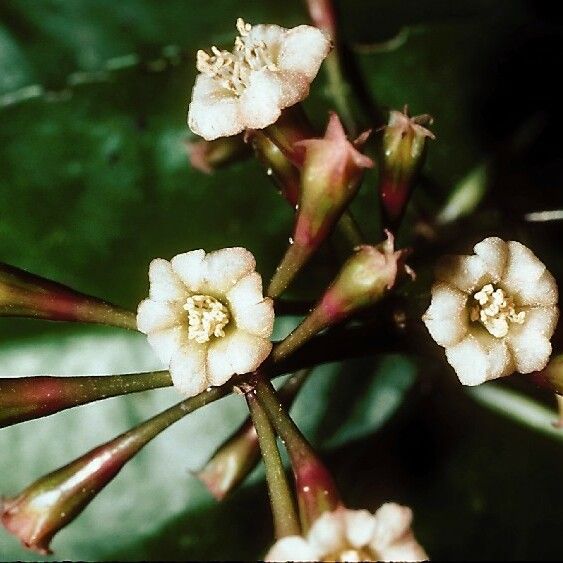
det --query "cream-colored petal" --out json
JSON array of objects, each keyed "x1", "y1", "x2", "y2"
[
  {"x1": 445, "y1": 334, "x2": 490, "y2": 386},
  {"x1": 514, "y1": 269, "x2": 558, "y2": 307},
  {"x1": 371, "y1": 503, "x2": 412, "y2": 551},
  {"x1": 279, "y1": 25, "x2": 331, "y2": 80},
  {"x1": 265, "y1": 536, "x2": 320, "y2": 562},
  {"x1": 239, "y1": 70, "x2": 283, "y2": 130},
  {"x1": 275, "y1": 70, "x2": 313, "y2": 109},
  {"x1": 147, "y1": 325, "x2": 189, "y2": 365},
  {"x1": 203, "y1": 247, "x2": 256, "y2": 293},
  {"x1": 247, "y1": 23, "x2": 286, "y2": 52},
  {"x1": 206, "y1": 337, "x2": 235, "y2": 386},
  {"x1": 377, "y1": 533, "x2": 429, "y2": 562},
  {"x1": 422, "y1": 282, "x2": 468, "y2": 347},
  {"x1": 227, "y1": 271, "x2": 264, "y2": 308},
  {"x1": 502, "y1": 240, "x2": 546, "y2": 293},
  {"x1": 188, "y1": 75, "x2": 242, "y2": 140},
  {"x1": 343, "y1": 509, "x2": 377, "y2": 549},
  {"x1": 473, "y1": 237, "x2": 508, "y2": 282},
  {"x1": 169, "y1": 343, "x2": 209, "y2": 397},
  {"x1": 137, "y1": 299, "x2": 182, "y2": 334},
  {"x1": 232, "y1": 299, "x2": 275, "y2": 338},
  {"x1": 148, "y1": 258, "x2": 187, "y2": 302},
  {"x1": 507, "y1": 311, "x2": 557, "y2": 374},
  {"x1": 171, "y1": 249, "x2": 206, "y2": 292},
  {"x1": 307, "y1": 510, "x2": 346, "y2": 557},
  {"x1": 222, "y1": 329, "x2": 272, "y2": 374},
  {"x1": 435, "y1": 254, "x2": 489, "y2": 293},
  {"x1": 474, "y1": 330, "x2": 514, "y2": 380}
]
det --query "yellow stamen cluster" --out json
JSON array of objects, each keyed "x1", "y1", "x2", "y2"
[
  {"x1": 470, "y1": 283, "x2": 525, "y2": 338},
  {"x1": 184, "y1": 294, "x2": 230, "y2": 344},
  {"x1": 196, "y1": 18, "x2": 278, "y2": 96}
]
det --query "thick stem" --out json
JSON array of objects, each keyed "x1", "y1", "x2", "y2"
[
  {"x1": 246, "y1": 390, "x2": 300, "y2": 538},
  {"x1": 255, "y1": 378, "x2": 340, "y2": 529},
  {"x1": 0, "y1": 371, "x2": 171, "y2": 428}
]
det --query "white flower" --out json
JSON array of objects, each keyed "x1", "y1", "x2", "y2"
[
  {"x1": 188, "y1": 18, "x2": 331, "y2": 141},
  {"x1": 423, "y1": 237, "x2": 559, "y2": 386},
  {"x1": 266, "y1": 503, "x2": 428, "y2": 562},
  {"x1": 137, "y1": 248, "x2": 274, "y2": 397}
]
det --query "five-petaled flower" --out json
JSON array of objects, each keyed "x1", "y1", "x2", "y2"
[
  {"x1": 137, "y1": 248, "x2": 274, "y2": 397},
  {"x1": 423, "y1": 237, "x2": 559, "y2": 386},
  {"x1": 188, "y1": 18, "x2": 331, "y2": 140},
  {"x1": 266, "y1": 503, "x2": 428, "y2": 562}
]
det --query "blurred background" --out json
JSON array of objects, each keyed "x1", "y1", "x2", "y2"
[{"x1": 1, "y1": 0, "x2": 562, "y2": 560}]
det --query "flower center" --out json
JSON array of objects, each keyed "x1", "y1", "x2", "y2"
[
  {"x1": 183, "y1": 294, "x2": 230, "y2": 344},
  {"x1": 196, "y1": 18, "x2": 278, "y2": 96},
  {"x1": 470, "y1": 283, "x2": 525, "y2": 338}
]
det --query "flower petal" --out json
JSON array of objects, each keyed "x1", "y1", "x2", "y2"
[
  {"x1": 507, "y1": 308, "x2": 559, "y2": 373},
  {"x1": 343, "y1": 509, "x2": 377, "y2": 549},
  {"x1": 307, "y1": 510, "x2": 346, "y2": 557},
  {"x1": 147, "y1": 325, "x2": 189, "y2": 365},
  {"x1": 239, "y1": 70, "x2": 283, "y2": 130},
  {"x1": 502, "y1": 240, "x2": 546, "y2": 293},
  {"x1": 378, "y1": 533, "x2": 429, "y2": 562},
  {"x1": 219, "y1": 329, "x2": 272, "y2": 374},
  {"x1": 137, "y1": 299, "x2": 183, "y2": 334},
  {"x1": 188, "y1": 75, "x2": 243, "y2": 140},
  {"x1": 206, "y1": 337, "x2": 235, "y2": 386},
  {"x1": 445, "y1": 334, "x2": 490, "y2": 386},
  {"x1": 474, "y1": 331, "x2": 514, "y2": 380},
  {"x1": 203, "y1": 247, "x2": 256, "y2": 293},
  {"x1": 435, "y1": 254, "x2": 489, "y2": 293},
  {"x1": 169, "y1": 343, "x2": 209, "y2": 397},
  {"x1": 274, "y1": 70, "x2": 311, "y2": 109},
  {"x1": 148, "y1": 258, "x2": 187, "y2": 302},
  {"x1": 514, "y1": 269, "x2": 558, "y2": 307},
  {"x1": 265, "y1": 536, "x2": 319, "y2": 562},
  {"x1": 473, "y1": 237, "x2": 508, "y2": 282},
  {"x1": 279, "y1": 25, "x2": 331, "y2": 81},
  {"x1": 171, "y1": 249, "x2": 206, "y2": 293},
  {"x1": 247, "y1": 23, "x2": 286, "y2": 50},
  {"x1": 227, "y1": 273, "x2": 275, "y2": 338},
  {"x1": 423, "y1": 282, "x2": 468, "y2": 347},
  {"x1": 371, "y1": 503, "x2": 412, "y2": 551}
]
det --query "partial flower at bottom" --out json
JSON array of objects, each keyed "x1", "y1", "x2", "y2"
[
  {"x1": 137, "y1": 247, "x2": 274, "y2": 397},
  {"x1": 266, "y1": 503, "x2": 428, "y2": 562},
  {"x1": 423, "y1": 237, "x2": 559, "y2": 385}
]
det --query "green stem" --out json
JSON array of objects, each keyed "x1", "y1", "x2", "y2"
[
  {"x1": 246, "y1": 390, "x2": 300, "y2": 538},
  {"x1": 324, "y1": 51, "x2": 357, "y2": 136},
  {"x1": 254, "y1": 378, "x2": 340, "y2": 529}
]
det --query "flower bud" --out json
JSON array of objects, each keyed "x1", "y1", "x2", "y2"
[
  {"x1": 0, "y1": 263, "x2": 135, "y2": 329},
  {"x1": 273, "y1": 231, "x2": 410, "y2": 362},
  {"x1": 268, "y1": 113, "x2": 373, "y2": 297},
  {"x1": 379, "y1": 107, "x2": 434, "y2": 229},
  {"x1": 0, "y1": 371, "x2": 171, "y2": 429},
  {"x1": 185, "y1": 134, "x2": 251, "y2": 174},
  {"x1": 1, "y1": 385, "x2": 228, "y2": 554}
]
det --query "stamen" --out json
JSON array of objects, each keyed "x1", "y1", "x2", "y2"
[
  {"x1": 184, "y1": 294, "x2": 230, "y2": 344},
  {"x1": 470, "y1": 284, "x2": 525, "y2": 338}
]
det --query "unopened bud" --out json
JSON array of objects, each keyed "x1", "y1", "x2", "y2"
[
  {"x1": 379, "y1": 107, "x2": 434, "y2": 228},
  {"x1": 268, "y1": 113, "x2": 373, "y2": 297},
  {"x1": 0, "y1": 263, "x2": 135, "y2": 329},
  {"x1": 273, "y1": 231, "x2": 410, "y2": 361},
  {"x1": 186, "y1": 134, "x2": 251, "y2": 174}
]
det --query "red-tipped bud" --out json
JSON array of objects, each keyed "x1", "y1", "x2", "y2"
[
  {"x1": 1, "y1": 386, "x2": 227, "y2": 554},
  {"x1": 306, "y1": 0, "x2": 337, "y2": 37},
  {"x1": 0, "y1": 263, "x2": 136, "y2": 329},
  {"x1": 185, "y1": 134, "x2": 251, "y2": 174},
  {"x1": 268, "y1": 113, "x2": 373, "y2": 297},
  {"x1": 273, "y1": 231, "x2": 411, "y2": 361},
  {"x1": 379, "y1": 107, "x2": 434, "y2": 228},
  {"x1": 0, "y1": 371, "x2": 171, "y2": 429}
]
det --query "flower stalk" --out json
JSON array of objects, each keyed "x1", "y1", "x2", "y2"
[
  {"x1": 197, "y1": 369, "x2": 312, "y2": 499},
  {"x1": 0, "y1": 263, "x2": 136, "y2": 329},
  {"x1": 246, "y1": 389, "x2": 301, "y2": 538},
  {"x1": 0, "y1": 371, "x2": 171, "y2": 429},
  {"x1": 1, "y1": 385, "x2": 229, "y2": 554},
  {"x1": 254, "y1": 378, "x2": 340, "y2": 530}
]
